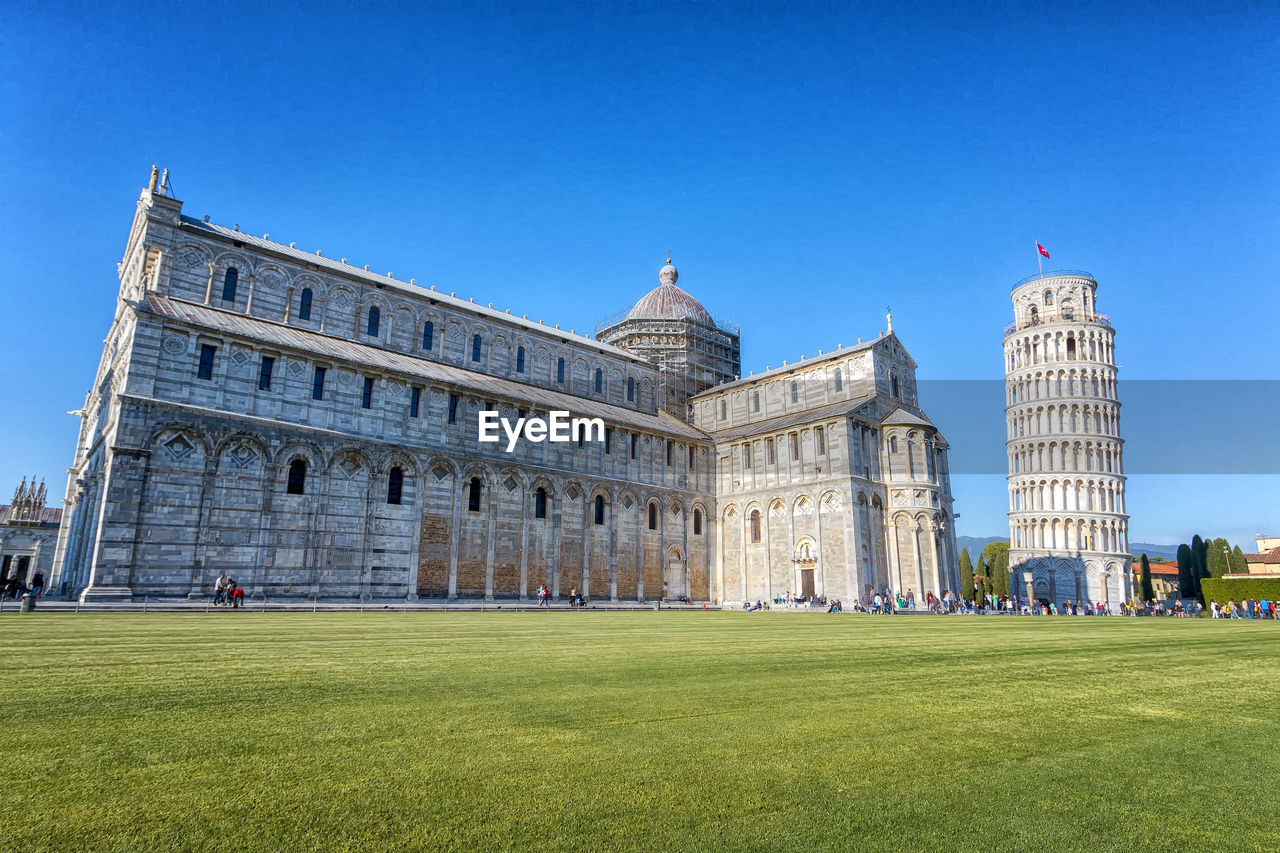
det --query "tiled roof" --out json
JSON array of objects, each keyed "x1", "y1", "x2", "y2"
[
  {"x1": 704, "y1": 396, "x2": 877, "y2": 442},
  {"x1": 141, "y1": 295, "x2": 710, "y2": 442},
  {"x1": 178, "y1": 216, "x2": 640, "y2": 363},
  {"x1": 882, "y1": 407, "x2": 934, "y2": 427},
  {"x1": 1266, "y1": 546, "x2": 1280, "y2": 564},
  {"x1": 692, "y1": 335, "x2": 885, "y2": 398},
  {"x1": 0, "y1": 506, "x2": 62, "y2": 526},
  {"x1": 1146, "y1": 561, "x2": 1180, "y2": 575}
]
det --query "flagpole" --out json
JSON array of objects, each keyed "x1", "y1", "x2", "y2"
[{"x1": 1036, "y1": 242, "x2": 1043, "y2": 277}]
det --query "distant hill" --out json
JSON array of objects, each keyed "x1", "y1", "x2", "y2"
[
  {"x1": 955, "y1": 536, "x2": 1179, "y2": 563},
  {"x1": 1130, "y1": 542, "x2": 1179, "y2": 561},
  {"x1": 956, "y1": 536, "x2": 1006, "y2": 557}
]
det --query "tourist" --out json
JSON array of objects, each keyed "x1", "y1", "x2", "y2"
[
  {"x1": 213, "y1": 573, "x2": 227, "y2": 606},
  {"x1": 31, "y1": 570, "x2": 45, "y2": 597}
]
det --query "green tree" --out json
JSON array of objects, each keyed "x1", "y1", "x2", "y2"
[
  {"x1": 1191, "y1": 534, "x2": 1209, "y2": 601},
  {"x1": 1207, "y1": 538, "x2": 1231, "y2": 578},
  {"x1": 1139, "y1": 554, "x2": 1155, "y2": 601},
  {"x1": 959, "y1": 549, "x2": 975, "y2": 602},
  {"x1": 1176, "y1": 544, "x2": 1195, "y2": 600},
  {"x1": 1230, "y1": 545, "x2": 1248, "y2": 575},
  {"x1": 981, "y1": 542, "x2": 1010, "y2": 599}
]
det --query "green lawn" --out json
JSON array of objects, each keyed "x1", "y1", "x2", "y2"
[{"x1": 2, "y1": 612, "x2": 1277, "y2": 852}]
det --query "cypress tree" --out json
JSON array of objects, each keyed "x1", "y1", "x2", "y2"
[
  {"x1": 1191, "y1": 535, "x2": 1209, "y2": 602},
  {"x1": 994, "y1": 548, "x2": 1011, "y2": 598},
  {"x1": 959, "y1": 549, "x2": 975, "y2": 602},
  {"x1": 981, "y1": 542, "x2": 1010, "y2": 599},
  {"x1": 1176, "y1": 544, "x2": 1194, "y2": 600},
  {"x1": 1192, "y1": 534, "x2": 1208, "y2": 578},
  {"x1": 1139, "y1": 554, "x2": 1154, "y2": 601},
  {"x1": 1207, "y1": 538, "x2": 1230, "y2": 578},
  {"x1": 1230, "y1": 545, "x2": 1247, "y2": 576}
]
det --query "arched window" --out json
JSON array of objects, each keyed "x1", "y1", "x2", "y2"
[
  {"x1": 422, "y1": 321, "x2": 434, "y2": 350},
  {"x1": 1044, "y1": 290, "x2": 1055, "y2": 306},
  {"x1": 833, "y1": 369, "x2": 843, "y2": 392},
  {"x1": 557, "y1": 358, "x2": 565, "y2": 384},
  {"x1": 890, "y1": 435, "x2": 899, "y2": 454},
  {"x1": 535, "y1": 487, "x2": 547, "y2": 519},
  {"x1": 367, "y1": 306, "x2": 380, "y2": 337},
  {"x1": 1029, "y1": 306, "x2": 1040, "y2": 325},
  {"x1": 753, "y1": 391, "x2": 760, "y2": 412},
  {"x1": 627, "y1": 377, "x2": 635, "y2": 402},
  {"x1": 594, "y1": 495, "x2": 605, "y2": 525},
  {"x1": 648, "y1": 503, "x2": 658, "y2": 530},
  {"x1": 471, "y1": 335, "x2": 482, "y2": 363},
  {"x1": 387, "y1": 467, "x2": 404, "y2": 505},
  {"x1": 790, "y1": 381, "x2": 799, "y2": 404},
  {"x1": 693, "y1": 508, "x2": 703, "y2": 535},
  {"x1": 1066, "y1": 338, "x2": 1077, "y2": 359},
  {"x1": 286, "y1": 459, "x2": 306, "y2": 495},
  {"x1": 467, "y1": 477, "x2": 482, "y2": 512},
  {"x1": 298, "y1": 288, "x2": 313, "y2": 321},
  {"x1": 516, "y1": 346, "x2": 525, "y2": 374},
  {"x1": 750, "y1": 509, "x2": 762, "y2": 543},
  {"x1": 595, "y1": 368, "x2": 603, "y2": 394},
  {"x1": 891, "y1": 375, "x2": 900, "y2": 398},
  {"x1": 720, "y1": 400, "x2": 727, "y2": 420},
  {"x1": 222, "y1": 267, "x2": 238, "y2": 302}
]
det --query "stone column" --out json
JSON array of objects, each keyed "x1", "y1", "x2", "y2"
[
  {"x1": 447, "y1": 471, "x2": 462, "y2": 600},
  {"x1": 484, "y1": 477, "x2": 498, "y2": 601},
  {"x1": 517, "y1": 486, "x2": 529, "y2": 601},
  {"x1": 80, "y1": 449, "x2": 150, "y2": 602},
  {"x1": 712, "y1": 511, "x2": 723, "y2": 604},
  {"x1": 887, "y1": 515, "x2": 903, "y2": 594}
]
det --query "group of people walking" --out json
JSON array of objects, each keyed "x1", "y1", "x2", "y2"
[{"x1": 1209, "y1": 598, "x2": 1276, "y2": 619}]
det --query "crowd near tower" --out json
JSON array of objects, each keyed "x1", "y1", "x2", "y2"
[{"x1": 1004, "y1": 270, "x2": 1132, "y2": 607}]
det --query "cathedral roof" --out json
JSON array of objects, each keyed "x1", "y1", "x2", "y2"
[
  {"x1": 178, "y1": 215, "x2": 642, "y2": 364},
  {"x1": 141, "y1": 295, "x2": 712, "y2": 442},
  {"x1": 624, "y1": 261, "x2": 715, "y2": 326}
]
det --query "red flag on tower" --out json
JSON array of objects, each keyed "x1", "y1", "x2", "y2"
[{"x1": 1037, "y1": 242, "x2": 1051, "y2": 259}]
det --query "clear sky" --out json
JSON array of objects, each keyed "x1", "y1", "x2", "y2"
[{"x1": 2, "y1": 1, "x2": 1277, "y2": 547}]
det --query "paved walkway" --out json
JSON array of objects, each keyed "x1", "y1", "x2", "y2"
[{"x1": 0, "y1": 597, "x2": 721, "y2": 614}]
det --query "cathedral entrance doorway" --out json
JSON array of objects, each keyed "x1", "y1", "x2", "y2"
[
  {"x1": 794, "y1": 539, "x2": 817, "y2": 599},
  {"x1": 665, "y1": 547, "x2": 685, "y2": 600}
]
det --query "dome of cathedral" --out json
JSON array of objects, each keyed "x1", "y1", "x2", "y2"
[{"x1": 625, "y1": 260, "x2": 715, "y2": 325}]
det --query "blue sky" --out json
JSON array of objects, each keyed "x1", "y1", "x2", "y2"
[{"x1": 2, "y1": 1, "x2": 1276, "y2": 546}]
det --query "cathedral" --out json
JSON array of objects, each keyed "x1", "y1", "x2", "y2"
[{"x1": 50, "y1": 171, "x2": 959, "y2": 604}]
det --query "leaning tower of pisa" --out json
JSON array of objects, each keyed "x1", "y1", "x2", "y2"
[{"x1": 1004, "y1": 270, "x2": 1131, "y2": 610}]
